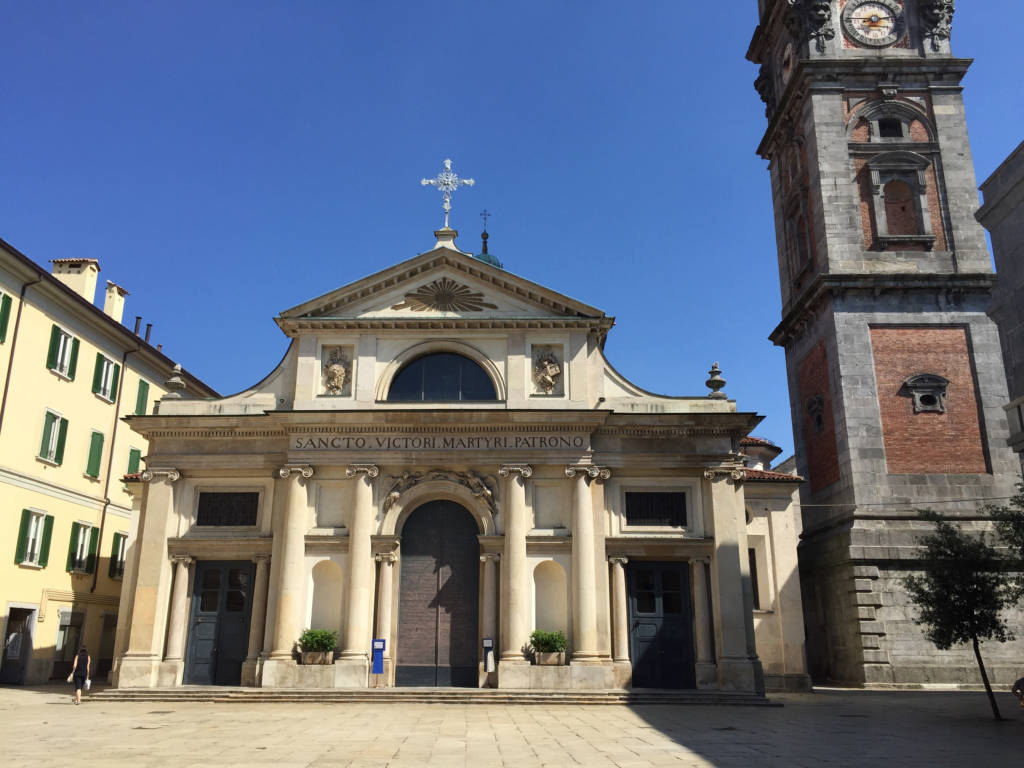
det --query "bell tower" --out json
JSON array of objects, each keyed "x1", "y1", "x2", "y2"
[{"x1": 748, "y1": 1, "x2": 1021, "y2": 686}]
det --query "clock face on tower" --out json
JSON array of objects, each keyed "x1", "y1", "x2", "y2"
[{"x1": 841, "y1": 0, "x2": 906, "y2": 47}]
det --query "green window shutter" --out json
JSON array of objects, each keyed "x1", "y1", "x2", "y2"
[
  {"x1": 39, "y1": 412, "x2": 56, "y2": 459},
  {"x1": 85, "y1": 526, "x2": 99, "y2": 574},
  {"x1": 66, "y1": 522, "x2": 80, "y2": 572},
  {"x1": 46, "y1": 325, "x2": 60, "y2": 369},
  {"x1": 91, "y1": 353, "x2": 104, "y2": 394},
  {"x1": 0, "y1": 293, "x2": 12, "y2": 343},
  {"x1": 86, "y1": 431, "x2": 104, "y2": 478},
  {"x1": 38, "y1": 515, "x2": 54, "y2": 568},
  {"x1": 54, "y1": 417, "x2": 68, "y2": 465},
  {"x1": 127, "y1": 448, "x2": 142, "y2": 475},
  {"x1": 135, "y1": 381, "x2": 150, "y2": 415},
  {"x1": 67, "y1": 338, "x2": 80, "y2": 380},
  {"x1": 108, "y1": 533, "x2": 123, "y2": 577},
  {"x1": 109, "y1": 363, "x2": 120, "y2": 401},
  {"x1": 14, "y1": 509, "x2": 31, "y2": 564}
]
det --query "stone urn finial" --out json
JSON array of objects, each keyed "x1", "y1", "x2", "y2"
[
  {"x1": 163, "y1": 364, "x2": 188, "y2": 400},
  {"x1": 706, "y1": 362, "x2": 727, "y2": 400}
]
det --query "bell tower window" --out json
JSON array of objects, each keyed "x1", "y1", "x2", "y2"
[{"x1": 867, "y1": 151, "x2": 936, "y2": 250}]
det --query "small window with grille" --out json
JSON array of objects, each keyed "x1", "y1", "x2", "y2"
[
  {"x1": 624, "y1": 492, "x2": 687, "y2": 528},
  {"x1": 196, "y1": 492, "x2": 260, "y2": 526}
]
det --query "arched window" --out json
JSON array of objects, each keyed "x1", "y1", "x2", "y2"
[{"x1": 387, "y1": 353, "x2": 497, "y2": 402}]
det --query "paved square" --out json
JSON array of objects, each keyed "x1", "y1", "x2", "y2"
[{"x1": 2, "y1": 686, "x2": 1022, "y2": 767}]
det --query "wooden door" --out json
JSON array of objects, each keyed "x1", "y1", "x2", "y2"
[
  {"x1": 396, "y1": 501, "x2": 479, "y2": 687},
  {"x1": 628, "y1": 562, "x2": 696, "y2": 689},
  {"x1": 184, "y1": 561, "x2": 254, "y2": 685}
]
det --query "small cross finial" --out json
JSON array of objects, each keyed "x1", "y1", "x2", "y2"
[
  {"x1": 421, "y1": 158, "x2": 475, "y2": 229},
  {"x1": 480, "y1": 209, "x2": 491, "y2": 232}
]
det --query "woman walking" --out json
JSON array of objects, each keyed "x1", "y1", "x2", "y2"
[{"x1": 69, "y1": 646, "x2": 90, "y2": 705}]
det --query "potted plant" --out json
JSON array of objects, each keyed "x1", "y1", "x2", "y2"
[
  {"x1": 298, "y1": 629, "x2": 338, "y2": 665},
  {"x1": 529, "y1": 629, "x2": 567, "y2": 666}
]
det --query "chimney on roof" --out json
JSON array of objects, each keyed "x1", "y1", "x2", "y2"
[
  {"x1": 51, "y1": 259, "x2": 100, "y2": 303},
  {"x1": 144, "y1": 323, "x2": 152, "y2": 343},
  {"x1": 103, "y1": 281, "x2": 129, "y2": 324}
]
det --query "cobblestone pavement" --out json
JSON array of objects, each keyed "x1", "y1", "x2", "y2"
[{"x1": 2, "y1": 685, "x2": 1023, "y2": 767}]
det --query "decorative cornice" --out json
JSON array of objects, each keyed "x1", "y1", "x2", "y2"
[
  {"x1": 141, "y1": 468, "x2": 181, "y2": 483},
  {"x1": 278, "y1": 465, "x2": 314, "y2": 479},
  {"x1": 345, "y1": 464, "x2": 380, "y2": 478},
  {"x1": 498, "y1": 464, "x2": 533, "y2": 479},
  {"x1": 565, "y1": 465, "x2": 611, "y2": 481},
  {"x1": 703, "y1": 467, "x2": 747, "y2": 483},
  {"x1": 381, "y1": 469, "x2": 497, "y2": 516}
]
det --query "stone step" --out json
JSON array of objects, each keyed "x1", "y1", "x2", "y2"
[{"x1": 91, "y1": 687, "x2": 775, "y2": 706}]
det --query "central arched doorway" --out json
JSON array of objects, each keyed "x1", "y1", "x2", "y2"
[{"x1": 396, "y1": 500, "x2": 480, "y2": 687}]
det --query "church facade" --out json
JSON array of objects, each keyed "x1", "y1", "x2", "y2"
[{"x1": 111, "y1": 227, "x2": 809, "y2": 692}]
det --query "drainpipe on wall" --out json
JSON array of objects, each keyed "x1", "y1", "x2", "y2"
[
  {"x1": 0, "y1": 276, "x2": 43, "y2": 438},
  {"x1": 90, "y1": 344, "x2": 138, "y2": 594}
]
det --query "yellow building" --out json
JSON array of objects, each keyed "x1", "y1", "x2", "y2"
[{"x1": 0, "y1": 237, "x2": 216, "y2": 684}]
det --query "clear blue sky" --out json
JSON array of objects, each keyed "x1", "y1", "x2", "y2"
[{"x1": 2, "y1": 2, "x2": 1020, "y2": 459}]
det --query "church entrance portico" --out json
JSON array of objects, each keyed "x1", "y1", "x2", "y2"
[
  {"x1": 396, "y1": 500, "x2": 480, "y2": 687},
  {"x1": 627, "y1": 561, "x2": 696, "y2": 689}
]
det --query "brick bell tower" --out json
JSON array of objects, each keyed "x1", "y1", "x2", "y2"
[{"x1": 748, "y1": 1, "x2": 1022, "y2": 687}]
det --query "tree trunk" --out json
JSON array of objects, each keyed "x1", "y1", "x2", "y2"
[{"x1": 972, "y1": 635, "x2": 1002, "y2": 721}]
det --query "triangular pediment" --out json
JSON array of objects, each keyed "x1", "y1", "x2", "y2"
[{"x1": 278, "y1": 247, "x2": 608, "y2": 327}]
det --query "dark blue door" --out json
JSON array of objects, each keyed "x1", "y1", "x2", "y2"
[
  {"x1": 628, "y1": 562, "x2": 696, "y2": 689},
  {"x1": 184, "y1": 561, "x2": 254, "y2": 685}
]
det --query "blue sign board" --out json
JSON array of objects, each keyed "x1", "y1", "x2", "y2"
[{"x1": 372, "y1": 638, "x2": 386, "y2": 674}]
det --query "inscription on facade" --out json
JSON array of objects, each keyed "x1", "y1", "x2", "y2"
[{"x1": 291, "y1": 433, "x2": 587, "y2": 451}]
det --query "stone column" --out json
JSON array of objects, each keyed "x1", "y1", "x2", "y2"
[
  {"x1": 691, "y1": 556, "x2": 716, "y2": 688},
  {"x1": 705, "y1": 467, "x2": 764, "y2": 694},
  {"x1": 163, "y1": 556, "x2": 194, "y2": 662},
  {"x1": 246, "y1": 554, "x2": 271, "y2": 661},
  {"x1": 341, "y1": 465, "x2": 378, "y2": 660},
  {"x1": 498, "y1": 465, "x2": 531, "y2": 663},
  {"x1": 117, "y1": 468, "x2": 180, "y2": 688},
  {"x1": 374, "y1": 552, "x2": 396, "y2": 664},
  {"x1": 268, "y1": 465, "x2": 313, "y2": 660},
  {"x1": 608, "y1": 557, "x2": 629, "y2": 663},
  {"x1": 566, "y1": 465, "x2": 608, "y2": 663},
  {"x1": 480, "y1": 553, "x2": 500, "y2": 647}
]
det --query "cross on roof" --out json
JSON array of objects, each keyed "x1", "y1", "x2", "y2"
[{"x1": 421, "y1": 158, "x2": 475, "y2": 229}]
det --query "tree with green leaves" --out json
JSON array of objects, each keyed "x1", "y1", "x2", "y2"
[
  {"x1": 904, "y1": 511, "x2": 1013, "y2": 721},
  {"x1": 985, "y1": 481, "x2": 1024, "y2": 602}
]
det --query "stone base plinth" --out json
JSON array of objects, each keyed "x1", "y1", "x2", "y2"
[
  {"x1": 717, "y1": 657, "x2": 764, "y2": 694},
  {"x1": 497, "y1": 660, "x2": 614, "y2": 690},
  {"x1": 612, "y1": 661, "x2": 632, "y2": 689},
  {"x1": 258, "y1": 657, "x2": 369, "y2": 688},
  {"x1": 113, "y1": 655, "x2": 160, "y2": 688},
  {"x1": 333, "y1": 657, "x2": 369, "y2": 688},
  {"x1": 157, "y1": 659, "x2": 184, "y2": 686},
  {"x1": 241, "y1": 659, "x2": 259, "y2": 687},
  {"x1": 696, "y1": 661, "x2": 717, "y2": 689},
  {"x1": 764, "y1": 673, "x2": 813, "y2": 692}
]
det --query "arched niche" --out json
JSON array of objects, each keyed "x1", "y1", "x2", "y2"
[
  {"x1": 374, "y1": 340, "x2": 507, "y2": 402},
  {"x1": 533, "y1": 560, "x2": 568, "y2": 635},
  {"x1": 310, "y1": 559, "x2": 343, "y2": 634},
  {"x1": 382, "y1": 479, "x2": 496, "y2": 537}
]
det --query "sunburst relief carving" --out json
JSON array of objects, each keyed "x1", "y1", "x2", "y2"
[{"x1": 391, "y1": 277, "x2": 498, "y2": 312}]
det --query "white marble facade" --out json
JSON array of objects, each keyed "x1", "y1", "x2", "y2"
[{"x1": 111, "y1": 229, "x2": 808, "y2": 692}]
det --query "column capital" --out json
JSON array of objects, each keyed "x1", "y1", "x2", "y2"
[
  {"x1": 703, "y1": 466, "x2": 746, "y2": 483},
  {"x1": 691, "y1": 555, "x2": 712, "y2": 566},
  {"x1": 278, "y1": 464, "x2": 314, "y2": 479},
  {"x1": 375, "y1": 552, "x2": 396, "y2": 564},
  {"x1": 252, "y1": 554, "x2": 271, "y2": 565},
  {"x1": 499, "y1": 464, "x2": 533, "y2": 478},
  {"x1": 480, "y1": 553, "x2": 501, "y2": 563},
  {"x1": 170, "y1": 554, "x2": 193, "y2": 567},
  {"x1": 141, "y1": 467, "x2": 181, "y2": 483},
  {"x1": 608, "y1": 556, "x2": 628, "y2": 566},
  {"x1": 346, "y1": 464, "x2": 380, "y2": 478},
  {"x1": 565, "y1": 464, "x2": 611, "y2": 481}
]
